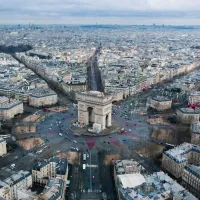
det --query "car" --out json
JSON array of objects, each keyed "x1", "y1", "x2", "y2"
[
  {"x1": 73, "y1": 140, "x2": 77, "y2": 144},
  {"x1": 71, "y1": 147, "x2": 75, "y2": 150},
  {"x1": 76, "y1": 148, "x2": 79, "y2": 151},
  {"x1": 36, "y1": 150, "x2": 42, "y2": 154},
  {"x1": 58, "y1": 133, "x2": 62, "y2": 136},
  {"x1": 49, "y1": 128, "x2": 51, "y2": 130},
  {"x1": 109, "y1": 136, "x2": 112, "y2": 138},
  {"x1": 87, "y1": 154, "x2": 89, "y2": 158},
  {"x1": 92, "y1": 176, "x2": 94, "y2": 179},
  {"x1": 69, "y1": 139, "x2": 72, "y2": 142},
  {"x1": 108, "y1": 142, "x2": 110, "y2": 144},
  {"x1": 10, "y1": 164, "x2": 15, "y2": 169},
  {"x1": 65, "y1": 136, "x2": 68, "y2": 139},
  {"x1": 129, "y1": 129, "x2": 131, "y2": 132},
  {"x1": 57, "y1": 150, "x2": 60, "y2": 153}
]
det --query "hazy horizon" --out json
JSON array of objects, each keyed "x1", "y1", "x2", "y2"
[{"x1": 1, "y1": 0, "x2": 200, "y2": 25}]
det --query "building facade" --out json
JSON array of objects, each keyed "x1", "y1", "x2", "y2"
[
  {"x1": 29, "y1": 89, "x2": 57, "y2": 107},
  {"x1": 191, "y1": 122, "x2": 200, "y2": 145},
  {"x1": 32, "y1": 158, "x2": 68, "y2": 200},
  {"x1": 150, "y1": 96, "x2": 172, "y2": 111},
  {"x1": 0, "y1": 97, "x2": 23, "y2": 120},
  {"x1": 176, "y1": 108, "x2": 200, "y2": 123},
  {"x1": 32, "y1": 158, "x2": 68, "y2": 185},
  {"x1": 0, "y1": 138, "x2": 7, "y2": 156},
  {"x1": 182, "y1": 165, "x2": 200, "y2": 199}
]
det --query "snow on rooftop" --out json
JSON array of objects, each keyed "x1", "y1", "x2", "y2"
[
  {"x1": 118, "y1": 173, "x2": 146, "y2": 189},
  {"x1": 165, "y1": 142, "x2": 200, "y2": 163}
]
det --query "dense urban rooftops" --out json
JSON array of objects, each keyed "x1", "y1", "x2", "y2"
[{"x1": 119, "y1": 171, "x2": 197, "y2": 200}]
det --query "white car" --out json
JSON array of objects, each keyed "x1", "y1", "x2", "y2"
[
  {"x1": 73, "y1": 140, "x2": 77, "y2": 144},
  {"x1": 10, "y1": 164, "x2": 15, "y2": 169},
  {"x1": 36, "y1": 150, "x2": 42, "y2": 154},
  {"x1": 58, "y1": 133, "x2": 62, "y2": 136},
  {"x1": 76, "y1": 148, "x2": 79, "y2": 151},
  {"x1": 57, "y1": 150, "x2": 60, "y2": 153},
  {"x1": 87, "y1": 154, "x2": 89, "y2": 158}
]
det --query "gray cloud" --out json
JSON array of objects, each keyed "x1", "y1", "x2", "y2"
[{"x1": 0, "y1": 0, "x2": 200, "y2": 24}]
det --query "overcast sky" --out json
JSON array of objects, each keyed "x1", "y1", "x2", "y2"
[{"x1": 1, "y1": 0, "x2": 200, "y2": 25}]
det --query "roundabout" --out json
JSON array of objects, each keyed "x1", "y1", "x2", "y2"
[{"x1": 37, "y1": 102, "x2": 150, "y2": 154}]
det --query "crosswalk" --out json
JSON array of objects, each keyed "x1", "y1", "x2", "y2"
[
  {"x1": 86, "y1": 164, "x2": 98, "y2": 168},
  {"x1": 82, "y1": 189, "x2": 101, "y2": 193}
]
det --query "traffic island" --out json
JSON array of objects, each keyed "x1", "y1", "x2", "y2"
[{"x1": 69, "y1": 121, "x2": 121, "y2": 137}]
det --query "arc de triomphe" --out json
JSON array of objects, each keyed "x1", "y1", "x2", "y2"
[{"x1": 77, "y1": 91, "x2": 112, "y2": 132}]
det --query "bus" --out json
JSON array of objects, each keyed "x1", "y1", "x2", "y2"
[{"x1": 83, "y1": 153, "x2": 86, "y2": 161}]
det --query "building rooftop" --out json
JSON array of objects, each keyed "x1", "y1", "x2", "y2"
[
  {"x1": 184, "y1": 165, "x2": 200, "y2": 179},
  {"x1": 0, "y1": 96, "x2": 22, "y2": 110},
  {"x1": 4, "y1": 170, "x2": 31, "y2": 186},
  {"x1": 114, "y1": 159, "x2": 146, "y2": 175},
  {"x1": 164, "y1": 142, "x2": 200, "y2": 163},
  {"x1": 178, "y1": 107, "x2": 200, "y2": 114},
  {"x1": 151, "y1": 96, "x2": 171, "y2": 102},
  {"x1": 30, "y1": 88, "x2": 57, "y2": 98},
  {"x1": 190, "y1": 91, "x2": 200, "y2": 96}
]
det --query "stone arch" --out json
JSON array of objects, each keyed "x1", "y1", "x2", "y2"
[
  {"x1": 105, "y1": 114, "x2": 109, "y2": 127},
  {"x1": 87, "y1": 107, "x2": 94, "y2": 125}
]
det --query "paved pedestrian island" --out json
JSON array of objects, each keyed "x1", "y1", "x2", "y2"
[
  {"x1": 70, "y1": 121, "x2": 121, "y2": 137},
  {"x1": 80, "y1": 192, "x2": 101, "y2": 200}
]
